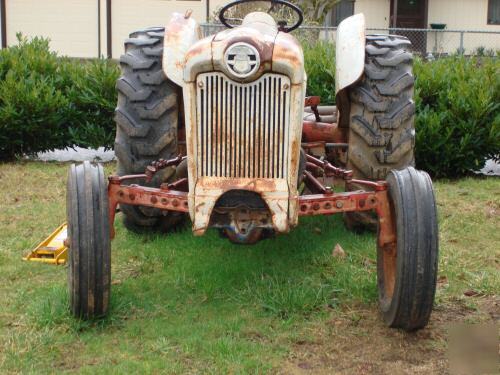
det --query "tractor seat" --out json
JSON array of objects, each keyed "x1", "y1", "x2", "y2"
[{"x1": 303, "y1": 105, "x2": 337, "y2": 124}]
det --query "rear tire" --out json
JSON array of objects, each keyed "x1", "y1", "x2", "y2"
[
  {"x1": 346, "y1": 35, "x2": 415, "y2": 230},
  {"x1": 115, "y1": 27, "x2": 183, "y2": 231},
  {"x1": 378, "y1": 167, "x2": 438, "y2": 331},
  {"x1": 67, "y1": 162, "x2": 111, "y2": 319}
]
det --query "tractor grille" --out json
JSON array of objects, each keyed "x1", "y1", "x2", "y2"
[{"x1": 196, "y1": 72, "x2": 291, "y2": 178}]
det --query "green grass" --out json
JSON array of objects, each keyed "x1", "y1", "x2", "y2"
[{"x1": 0, "y1": 162, "x2": 498, "y2": 373}]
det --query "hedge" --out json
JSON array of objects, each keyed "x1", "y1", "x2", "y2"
[
  {"x1": 1, "y1": 35, "x2": 498, "y2": 178},
  {"x1": 0, "y1": 35, "x2": 118, "y2": 160}
]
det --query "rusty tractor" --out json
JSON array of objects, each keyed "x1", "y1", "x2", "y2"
[{"x1": 62, "y1": 1, "x2": 438, "y2": 330}]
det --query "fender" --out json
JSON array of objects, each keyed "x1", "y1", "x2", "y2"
[
  {"x1": 335, "y1": 13, "x2": 366, "y2": 97},
  {"x1": 163, "y1": 12, "x2": 202, "y2": 87}
]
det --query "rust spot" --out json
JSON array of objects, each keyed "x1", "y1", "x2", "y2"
[
  {"x1": 302, "y1": 121, "x2": 341, "y2": 143},
  {"x1": 151, "y1": 196, "x2": 158, "y2": 204},
  {"x1": 129, "y1": 193, "x2": 135, "y2": 201},
  {"x1": 161, "y1": 198, "x2": 169, "y2": 205}
]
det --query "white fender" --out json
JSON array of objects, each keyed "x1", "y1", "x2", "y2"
[
  {"x1": 163, "y1": 12, "x2": 202, "y2": 87},
  {"x1": 335, "y1": 14, "x2": 366, "y2": 96}
]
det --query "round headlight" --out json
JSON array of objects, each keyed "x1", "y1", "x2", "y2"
[{"x1": 224, "y1": 43, "x2": 260, "y2": 78}]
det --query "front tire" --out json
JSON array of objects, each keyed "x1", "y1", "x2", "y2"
[
  {"x1": 378, "y1": 167, "x2": 438, "y2": 331},
  {"x1": 67, "y1": 162, "x2": 111, "y2": 319}
]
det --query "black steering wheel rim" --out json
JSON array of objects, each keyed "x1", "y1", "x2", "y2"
[{"x1": 218, "y1": 0, "x2": 304, "y2": 33}]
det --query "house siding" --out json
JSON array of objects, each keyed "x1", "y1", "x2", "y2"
[
  {"x1": 428, "y1": 0, "x2": 499, "y2": 31},
  {"x1": 355, "y1": 0, "x2": 391, "y2": 28},
  {"x1": 110, "y1": 0, "x2": 208, "y2": 58},
  {"x1": 6, "y1": 0, "x2": 99, "y2": 58},
  {"x1": 427, "y1": 0, "x2": 500, "y2": 53},
  {"x1": 1, "y1": 0, "x2": 499, "y2": 57},
  {"x1": 355, "y1": 0, "x2": 500, "y2": 30}
]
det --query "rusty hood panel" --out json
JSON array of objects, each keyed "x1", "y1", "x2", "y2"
[{"x1": 183, "y1": 12, "x2": 304, "y2": 84}]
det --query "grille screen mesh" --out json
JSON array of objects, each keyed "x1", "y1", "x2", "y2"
[{"x1": 196, "y1": 72, "x2": 291, "y2": 178}]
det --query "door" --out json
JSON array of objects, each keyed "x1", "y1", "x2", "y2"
[{"x1": 390, "y1": 0, "x2": 428, "y2": 54}]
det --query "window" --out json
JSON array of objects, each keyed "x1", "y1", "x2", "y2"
[
  {"x1": 325, "y1": 0, "x2": 355, "y2": 27},
  {"x1": 488, "y1": 0, "x2": 500, "y2": 24}
]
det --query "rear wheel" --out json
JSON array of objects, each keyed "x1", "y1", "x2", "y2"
[
  {"x1": 346, "y1": 34, "x2": 415, "y2": 230},
  {"x1": 67, "y1": 162, "x2": 111, "y2": 319},
  {"x1": 115, "y1": 27, "x2": 183, "y2": 232},
  {"x1": 378, "y1": 167, "x2": 438, "y2": 331}
]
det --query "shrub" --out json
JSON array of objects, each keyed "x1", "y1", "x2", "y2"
[
  {"x1": 414, "y1": 56, "x2": 500, "y2": 177},
  {"x1": 1, "y1": 35, "x2": 498, "y2": 178},
  {"x1": 303, "y1": 42, "x2": 500, "y2": 177},
  {"x1": 303, "y1": 40, "x2": 336, "y2": 104},
  {"x1": 0, "y1": 34, "x2": 119, "y2": 160}
]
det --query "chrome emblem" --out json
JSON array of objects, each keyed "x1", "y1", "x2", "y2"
[{"x1": 225, "y1": 43, "x2": 260, "y2": 78}]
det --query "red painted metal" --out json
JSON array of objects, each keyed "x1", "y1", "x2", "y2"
[
  {"x1": 105, "y1": 146, "x2": 397, "y2": 248},
  {"x1": 302, "y1": 120, "x2": 346, "y2": 143},
  {"x1": 306, "y1": 154, "x2": 354, "y2": 179},
  {"x1": 108, "y1": 174, "x2": 189, "y2": 238}
]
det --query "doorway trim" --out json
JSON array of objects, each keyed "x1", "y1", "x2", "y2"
[{"x1": 390, "y1": 0, "x2": 429, "y2": 28}]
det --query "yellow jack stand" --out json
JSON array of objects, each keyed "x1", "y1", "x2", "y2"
[{"x1": 23, "y1": 223, "x2": 68, "y2": 265}]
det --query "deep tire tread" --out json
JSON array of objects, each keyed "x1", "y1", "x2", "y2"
[
  {"x1": 348, "y1": 34, "x2": 415, "y2": 181},
  {"x1": 115, "y1": 28, "x2": 182, "y2": 230}
]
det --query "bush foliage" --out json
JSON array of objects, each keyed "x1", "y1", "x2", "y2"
[
  {"x1": 302, "y1": 41, "x2": 499, "y2": 177},
  {"x1": 1, "y1": 35, "x2": 498, "y2": 177},
  {"x1": 413, "y1": 56, "x2": 499, "y2": 177},
  {"x1": 0, "y1": 35, "x2": 119, "y2": 160}
]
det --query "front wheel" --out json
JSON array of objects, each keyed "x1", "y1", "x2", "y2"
[
  {"x1": 67, "y1": 162, "x2": 111, "y2": 319},
  {"x1": 377, "y1": 167, "x2": 438, "y2": 331}
]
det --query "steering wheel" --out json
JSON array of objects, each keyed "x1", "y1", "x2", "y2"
[{"x1": 218, "y1": 0, "x2": 304, "y2": 33}]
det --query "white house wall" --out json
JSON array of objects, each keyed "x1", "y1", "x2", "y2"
[
  {"x1": 2, "y1": 0, "x2": 499, "y2": 57},
  {"x1": 6, "y1": 0, "x2": 98, "y2": 58},
  {"x1": 427, "y1": 0, "x2": 500, "y2": 54},
  {"x1": 111, "y1": 0, "x2": 207, "y2": 58},
  {"x1": 354, "y1": 0, "x2": 391, "y2": 28}
]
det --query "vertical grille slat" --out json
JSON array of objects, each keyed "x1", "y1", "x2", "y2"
[{"x1": 196, "y1": 73, "x2": 290, "y2": 179}]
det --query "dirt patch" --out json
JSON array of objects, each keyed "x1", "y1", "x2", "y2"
[{"x1": 280, "y1": 296, "x2": 498, "y2": 374}]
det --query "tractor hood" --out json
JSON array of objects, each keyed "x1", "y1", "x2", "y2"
[{"x1": 183, "y1": 12, "x2": 305, "y2": 85}]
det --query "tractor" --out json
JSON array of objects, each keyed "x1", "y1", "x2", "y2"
[{"x1": 32, "y1": 0, "x2": 439, "y2": 331}]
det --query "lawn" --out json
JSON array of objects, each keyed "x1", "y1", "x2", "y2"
[{"x1": 0, "y1": 162, "x2": 498, "y2": 374}]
